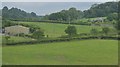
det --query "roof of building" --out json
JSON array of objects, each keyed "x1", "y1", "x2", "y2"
[{"x1": 5, "y1": 25, "x2": 29, "y2": 29}]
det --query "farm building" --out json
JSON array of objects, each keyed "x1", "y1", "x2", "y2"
[
  {"x1": 5, "y1": 25, "x2": 29, "y2": 35},
  {"x1": 90, "y1": 17, "x2": 105, "y2": 23}
]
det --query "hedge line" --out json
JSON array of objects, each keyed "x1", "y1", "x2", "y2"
[
  {"x1": 13, "y1": 20, "x2": 91, "y2": 26},
  {"x1": 3, "y1": 36, "x2": 119, "y2": 46}
]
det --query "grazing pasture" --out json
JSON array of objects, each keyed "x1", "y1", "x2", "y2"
[
  {"x1": 0, "y1": 46, "x2": 1, "y2": 66},
  {"x1": 2, "y1": 39, "x2": 118, "y2": 65},
  {"x1": 18, "y1": 22, "x2": 102, "y2": 37},
  {"x1": 2, "y1": 35, "x2": 35, "y2": 44}
]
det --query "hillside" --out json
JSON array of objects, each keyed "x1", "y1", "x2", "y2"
[
  {"x1": 18, "y1": 21, "x2": 102, "y2": 37},
  {"x1": 2, "y1": 2, "x2": 118, "y2": 22},
  {"x1": 0, "y1": 9, "x2": 1, "y2": 16},
  {"x1": 84, "y1": 2, "x2": 118, "y2": 18},
  {"x1": 44, "y1": 2, "x2": 118, "y2": 21}
]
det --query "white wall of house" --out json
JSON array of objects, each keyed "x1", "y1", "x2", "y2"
[{"x1": 5, "y1": 25, "x2": 29, "y2": 35}]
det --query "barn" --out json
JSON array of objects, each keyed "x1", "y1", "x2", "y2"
[{"x1": 5, "y1": 25, "x2": 29, "y2": 36}]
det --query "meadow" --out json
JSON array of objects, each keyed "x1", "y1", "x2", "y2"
[
  {"x1": 2, "y1": 35, "x2": 35, "y2": 45},
  {"x1": 18, "y1": 22, "x2": 102, "y2": 37},
  {"x1": 2, "y1": 39, "x2": 118, "y2": 65},
  {"x1": 0, "y1": 47, "x2": 1, "y2": 66},
  {"x1": 0, "y1": 43, "x2": 1, "y2": 66}
]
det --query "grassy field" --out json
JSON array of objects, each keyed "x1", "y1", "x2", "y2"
[
  {"x1": 2, "y1": 35, "x2": 35, "y2": 44},
  {"x1": 2, "y1": 39, "x2": 118, "y2": 65},
  {"x1": 0, "y1": 47, "x2": 1, "y2": 66},
  {"x1": 18, "y1": 22, "x2": 102, "y2": 37},
  {"x1": 0, "y1": 40, "x2": 1, "y2": 66}
]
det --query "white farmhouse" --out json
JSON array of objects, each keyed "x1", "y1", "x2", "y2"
[
  {"x1": 5, "y1": 25, "x2": 29, "y2": 35},
  {"x1": 91, "y1": 17, "x2": 105, "y2": 23}
]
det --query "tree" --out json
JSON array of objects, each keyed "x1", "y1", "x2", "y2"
[
  {"x1": 2, "y1": 6, "x2": 38, "y2": 20},
  {"x1": 32, "y1": 29, "x2": 45, "y2": 39},
  {"x1": 114, "y1": 21, "x2": 120, "y2": 30},
  {"x1": 90, "y1": 28, "x2": 98, "y2": 35},
  {"x1": 65, "y1": 25, "x2": 77, "y2": 36},
  {"x1": 2, "y1": 36, "x2": 11, "y2": 45},
  {"x1": 2, "y1": 20, "x2": 17, "y2": 28},
  {"x1": 84, "y1": 2, "x2": 118, "y2": 18},
  {"x1": 102, "y1": 27, "x2": 110, "y2": 35},
  {"x1": 47, "y1": 7, "x2": 83, "y2": 21},
  {"x1": 114, "y1": 1, "x2": 120, "y2": 32},
  {"x1": 31, "y1": 12, "x2": 37, "y2": 17},
  {"x1": 2, "y1": 6, "x2": 9, "y2": 18},
  {"x1": 5, "y1": 36, "x2": 10, "y2": 41},
  {"x1": 107, "y1": 13, "x2": 118, "y2": 21}
]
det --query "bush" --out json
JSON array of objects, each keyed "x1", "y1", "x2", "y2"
[
  {"x1": 90, "y1": 28, "x2": 99, "y2": 35},
  {"x1": 65, "y1": 25, "x2": 77, "y2": 36},
  {"x1": 102, "y1": 27, "x2": 110, "y2": 35},
  {"x1": 32, "y1": 29, "x2": 45, "y2": 39}
]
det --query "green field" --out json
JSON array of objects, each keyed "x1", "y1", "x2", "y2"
[
  {"x1": 18, "y1": 22, "x2": 102, "y2": 37},
  {"x1": 0, "y1": 45, "x2": 2, "y2": 66},
  {"x1": 0, "y1": 47, "x2": 1, "y2": 66},
  {"x1": 2, "y1": 39, "x2": 118, "y2": 65},
  {"x1": 2, "y1": 35, "x2": 35, "y2": 44},
  {"x1": 0, "y1": 35, "x2": 2, "y2": 66}
]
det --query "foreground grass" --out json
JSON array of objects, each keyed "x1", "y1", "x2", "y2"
[
  {"x1": 19, "y1": 22, "x2": 102, "y2": 37},
  {"x1": 2, "y1": 39, "x2": 118, "y2": 65},
  {"x1": 0, "y1": 35, "x2": 2, "y2": 65},
  {"x1": 0, "y1": 47, "x2": 2, "y2": 66}
]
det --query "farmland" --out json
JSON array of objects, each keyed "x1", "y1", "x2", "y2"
[
  {"x1": 0, "y1": 47, "x2": 1, "y2": 66},
  {"x1": 18, "y1": 22, "x2": 102, "y2": 37},
  {"x1": 2, "y1": 35, "x2": 35, "y2": 45},
  {"x1": 2, "y1": 2, "x2": 119, "y2": 65},
  {"x1": 2, "y1": 39, "x2": 118, "y2": 65},
  {"x1": 0, "y1": 42, "x2": 1, "y2": 66}
]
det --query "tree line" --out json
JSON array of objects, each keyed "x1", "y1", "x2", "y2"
[
  {"x1": 43, "y1": 7, "x2": 84, "y2": 21},
  {"x1": 84, "y1": 2, "x2": 118, "y2": 18},
  {"x1": 43, "y1": 2, "x2": 118, "y2": 21},
  {"x1": 2, "y1": 6, "x2": 38, "y2": 20},
  {"x1": 2, "y1": 2, "x2": 118, "y2": 22}
]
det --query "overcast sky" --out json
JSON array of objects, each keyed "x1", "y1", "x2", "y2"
[
  {"x1": 1, "y1": 1, "x2": 116, "y2": 16},
  {"x1": 1, "y1": 0, "x2": 117, "y2": 2}
]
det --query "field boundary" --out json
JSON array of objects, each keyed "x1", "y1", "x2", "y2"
[
  {"x1": 3, "y1": 36, "x2": 119, "y2": 46},
  {"x1": 15, "y1": 20, "x2": 91, "y2": 26}
]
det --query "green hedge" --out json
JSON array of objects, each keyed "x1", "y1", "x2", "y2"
[{"x1": 3, "y1": 36, "x2": 119, "y2": 46}]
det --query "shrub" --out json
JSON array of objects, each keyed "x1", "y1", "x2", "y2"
[
  {"x1": 32, "y1": 29, "x2": 45, "y2": 39},
  {"x1": 102, "y1": 27, "x2": 110, "y2": 35},
  {"x1": 65, "y1": 25, "x2": 77, "y2": 36},
  {"x1": 90, "y1": 28, "x2": 99, "y2": 35}
]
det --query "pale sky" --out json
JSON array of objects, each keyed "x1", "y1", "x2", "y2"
[{"x1": 1, "y1": 0, "x2": 117, "y2": 2}]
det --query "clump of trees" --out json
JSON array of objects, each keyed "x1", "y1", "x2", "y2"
[
  {"x1": 2, "y1": 6, "x2": 38, "y2": 20},
  {"x1": 84, "y1": 2, "x2": 118, "y2": 18},
  {"x1": 102, "y1": 27, "x2": 110, "y2": 35},
  {"x1": 2, "y1": 36, "x2": 12, "y2": 45},
  {"x1": 45, "y1": 7, "x2": 83, "y2": 21},
  {"x1": 90, "y1": 27, "x2": 116, "y2": 36},
  {"x1": 90, "y1": 28, "x2": 99, "y2": 35},
  {"x1": 2, "y1": 19, "x2": 17, "y2": 28},
  {"x1": 2, "y1": 2, "x2": 118, "y2": 25},
  {"x1": 65, "y1": 25, "x2": 77, "y2": 36},
  {"x1": 107, "y1": 13, "x2": 118, "y2": 21},
  {"x1": 32, "y1": 29, "x2": 45, "y2": 39}
]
